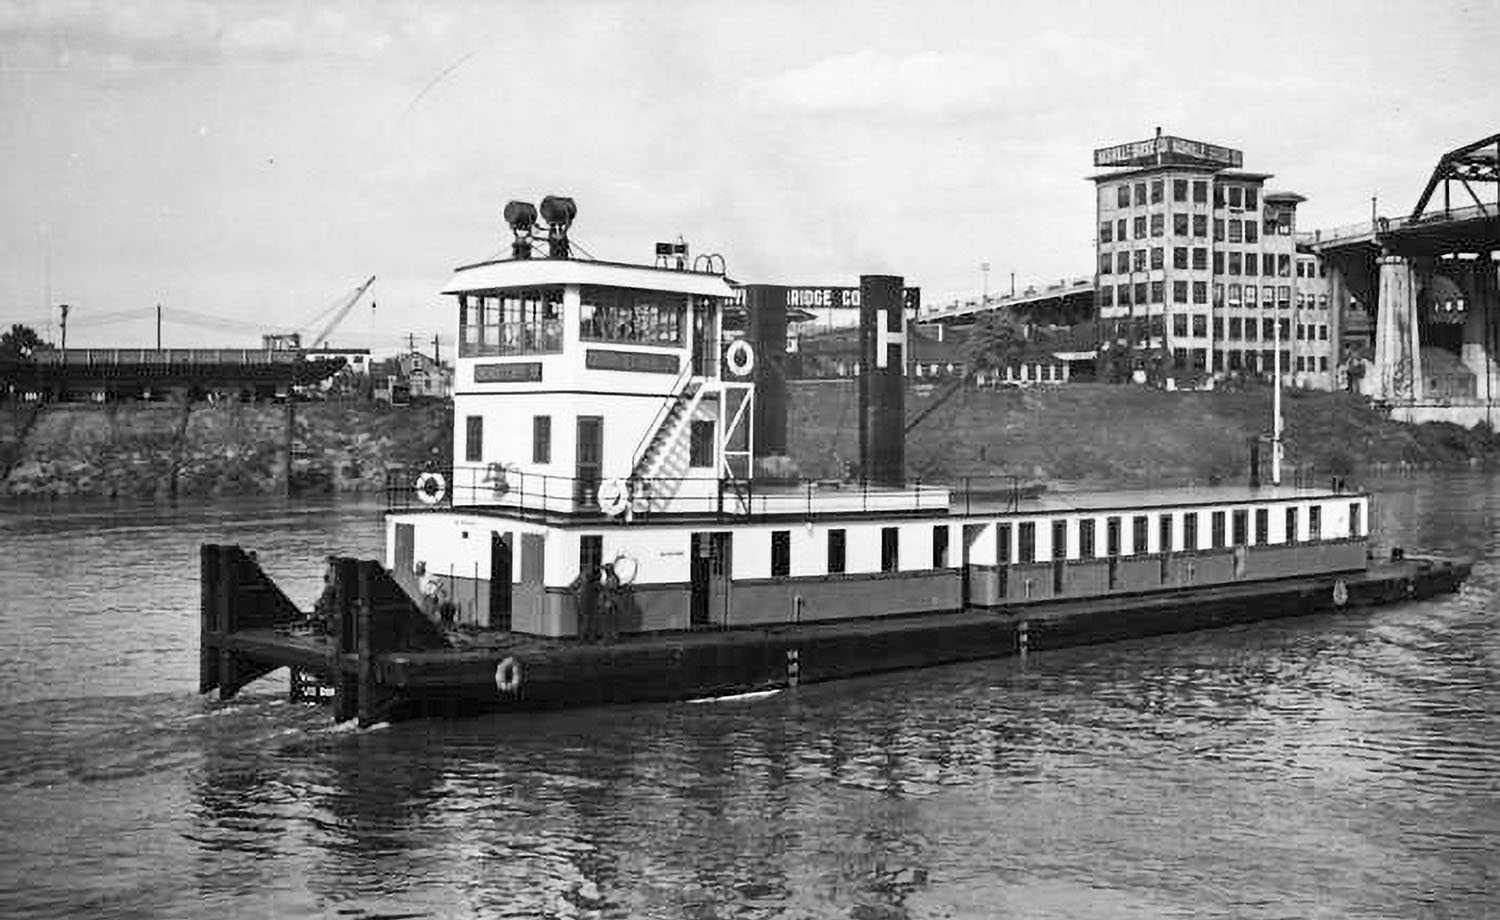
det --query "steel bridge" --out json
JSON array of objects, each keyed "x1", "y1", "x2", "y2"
[{"x1": 1304, "y1": 132, "x2": 1500, "y2": 426}]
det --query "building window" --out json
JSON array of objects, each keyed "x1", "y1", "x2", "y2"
[
  {"x1": 1173, "y1": 247, "x2": 1188, "y2": 269},
  {"x1": 1106, "y1": 516, "x2": 1122, "y2": 556},
  {"x1": 689, "y1": 419, "x2": 714, "y2": 467},
  {"x1": 1149, "y1": 281, "x2": 1162, "y2": 303},
  {"x1": 1117, "y1": 252, "x2": 1130, "y2": 273},
  {"x1": 1278, "y1": 254, "x2": 1291, "y2": 277},
  {"x1": 1228, "y1": 283, "x2": 1242, "y2": 305},
  {"x1": 1117, "y1": 185, "x2": 1131, "y2": 208},
  {"x1": 1117, "y1": 284, "x2": 1131, "y2": 306},
  {"x1": 1099, "y1": 253, "x2": 1112, "y2": 275},
  {"x1": 1193, "y1": 214, "x2": 1207, "y2": 238},
  {"x1": 1098, "y1": 286, "x2": 1114, "y2": 308},
  {"x1": 1134, "y1": 282, "x2": 1147, "y2": 304},
  {"x1": 1173, "y1": 281, "x2": 1188, "y2": 303},
  {"x1": 1151, "y1": 179, "x2": 1163, "y2": 203},
  {"x1": 1229, "y1": 349, "x2": 1243, "y2": 370},
  {"x1": 1134, "y1": 182, "x2": 1147, "y2": 206},
  {"x1": 1151, "y1": 247, "x2": 1164, "y2": 270},
  {"x1": 1184, "y1": 511, "x2": 1199, "y2": 550},
  {"x1": 1213, "y1": 251, "x2": 1224, "y2": 274},
  {"x1": 1228, "y1": 186, "x2": 1244, "y2": 209},
  {"x1": 1052, "y1": 519, "x2": 1068, "y2": 560},
  {"x1": 1134, "y1": 216, "x2": 1147, "y2": 239},
  {"x1": 1193, "y1": 282, "x2": 1208, "y2": 304},
  {"x1": 1192, "y1": 247, "x2": 1207, "y2": 270},
  {"x1": 1245, "y1": 222, "x2": 1259, "y2": 243},
  {"x1": 1309, "y1": 505, "x2": 1322, "y2": 540},
  {"x1": 1134, "y1": 249, "x2": 1147, "y2": 271},
  {"x1": 771, "y1": 530, "x2": 791, "y2": 577},
  {"x1": 933, "y1": 525, "x2": 950, "y2": 568},
  {"x1": 1117, "y1": 218, "x2": 1128, "y2": 240},
  {"x1": 1211, "y1": 510, "x2": 1227, "y2": 548},
  {"x1": 1246, "y1": 284, "x2": 1258, "y2": 305},
  {"x1": 1174, "y1": 213, "x2": 1189, "y2": 236},
  {"x1": 1319, "y1": 325, "x2": 1329, "y2": 341},
  {"x1": 1213, "y1": 219, "x2": 1225, "y2": 242},
  {"x1": 1192, "y1": 314, "x2": 1207, "y2": 337},
  {"x1": 1229, "y1": 252, "x2": 1242, "y2": 275},
  {"x1": 1214, "y1": 184, "x2": 1225, "y2": 208},
  {"x1": 1099, "y1": 221, "x2": 1113, "y2": 243},
  {"x1": 1245, "y1": 252, "x2": 1258, "y2": 275},
  {"x1": 1212, "y1": 316, "x2": 1223, "y2": 339},
  {"x1": 1133, "y1": 515, "x2": 1149, "y2": 555},
  {"x1": 465, "y1": 415, "x2": 484, "y2": 463},
  {"x1": 1150, "y1": 214, "x2": 1164, "y2": 237},
  {"x1": 1174, "y1": 178, "x2": 1188, "y2": 202},
  {"x1": 532, "y1": 415, "x2": 551, "y2": 463},
  {"x1": 1245, "y1": 187, "x2": 1258, "y2": 210},
  {"x1": 881, "y1": 527, "x2": 900, "y2": 571},
  {"x1": 828, "y1": 528, "x2": 846, "y2": 573},
  {"x1": 1173, "y1": 314, "x2": 1188, "y2": 337},
  {"x1": 1193, "y1": 180, "x2": 1207, "y2": 203},
  {"x1": 1229, "y1": 317, "x2": 1243, "y2": 339},
  {"x1": 1018, "y1": 522, "x2": 1036, "y2": 563},
  {"x1": 1228, "y1": 219, "x2": 1243, "y2": 243}
]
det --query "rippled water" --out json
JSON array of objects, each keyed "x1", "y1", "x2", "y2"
[{"x1": 0, "y1": 478, "x2": 1497, "y2": 919}]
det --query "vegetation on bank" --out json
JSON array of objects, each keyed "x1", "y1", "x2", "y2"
[{"x1": 786, "y1": 381, "x2": 1500, "y2": 489}]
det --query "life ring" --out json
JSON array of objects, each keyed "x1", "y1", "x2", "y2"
[
  {"x1": 596, "y1": 478, "x2": 630, "y2": 516},
  {"x1": 495, "y1": 656, "x2": 522, "y2": 694},
  {"x1": 1332, "y1": 578, "x2": 1349, "y2": 607},
  {"x1": 611, "y1": 552, "x2": 639, "y2": 585},
  {"x1": 415, "y1": 472, "x2": 447, "y2": 505},
  {"x1": 725, "y1": 338, "x2": 756, "y2": 377}
]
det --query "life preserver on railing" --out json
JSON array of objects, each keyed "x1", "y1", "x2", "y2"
[
  {"x1": 597, "y1": 477, "x2": 630, "y2": 517},
  {"x1": 415, "y1": 472, "x2": 447, "y2": 505},
  {"x1": 611, "y1": 552, "x2": 639, "y2": 585},
  {"x1": 1332, "y1": 578, "x2": 1349, "y2": 607},
  {"x1": 725, "y1": 338, "x2": 756, "y2": 377},
  {"x1": 495, "y1": 656, "x2": 522, "y2": 694}
]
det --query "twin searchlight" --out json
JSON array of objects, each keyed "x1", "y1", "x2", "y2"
[{"x1": 504, "y1": 195, "x2": 577, "y2": 260}]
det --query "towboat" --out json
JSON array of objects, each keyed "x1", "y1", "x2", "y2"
[{"x1": 199, "y1": 198, "x2": 1472, "y2": 724}]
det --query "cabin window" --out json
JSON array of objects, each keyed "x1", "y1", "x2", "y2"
[
  {"x1": 579, "y1": 534, "x2": 603, "y2": 575},
  {"x1": 1184, "y1": 512, "x2": 1199, "y2": 551},
  {"x1": 580, "y1": 286, "x2": 686, "y2": 346},
  {"x1": 1255, "y1": 508, "x2": 1269, "y2": 544},
  {"x1": 1211, "y1": 511, "x2": 1227, "y2": 549},
  {"x1": 1052, "y1": 520, "x2": 1068, "y2": 560},
  {"x1": 770, "y1": 530, "x2": 790, "y2": 578},
  {"x1": 1079, "y1": 519, "x2": 1096, "y2": 558},
  {"x1": 1132, "y1": 515, "x2": 1149, "y2": 555},
  {"x1": 465, "y1": 415, "x2": 484, "y2": 463},
  {"x1": 1159, "y1": 513, "x2": 1174, "y2": 554},
  {"x1": 1106, "y1": 517, "x2": 1121, "y2": 557},
  {"x1": 1309, "y1": 505, "x2": 1322, "y2": 540},
  {"x1": 881, "y1": 527, "x2": 900, "y2": 572},
  {"x1": 1285, "y1": 507, "x2": 1299, "y2": 543},
  {"x1": 933, "y1": 525, "x2": 950, "y2": 568},
  {"x1": 1017, "y1": 522, "x2": 1037, "y2": 563},
  {"x1": 828, "y1": 529, "x2": 846, "y2": 574},
  {"x1": 532, "y1": 415, "x2": 551, "y2": 464},
  {"x1": 459, "y1": 287, "x2": 564, "y2": 357},
  {"x1": 997, "y1": 523, "x2": 1013, "y2": 565},
  {"x1": 1232, "y1": 509, "x2": 1248, "y2": 546},
  {"x1": 689, "y1": 420, "x2": 714, "y2": 468},
  {"x1": 1349, "y1": 501, "x2": 1362, "y2": 537}
]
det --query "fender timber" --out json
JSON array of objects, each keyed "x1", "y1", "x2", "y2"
[{"x1": 198, "y1": 200, "x2": 1474, "y2": 725}]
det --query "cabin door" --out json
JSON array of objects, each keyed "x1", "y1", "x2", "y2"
[
  {"x1": 575, "y1": 416, "x2": 603, "y2": 507},
  {"x1": 690, "y1": 531, "x2": 732, "y2": 626},
  {"x1": 961, "y1": 523, "x2": 985, "y2": 608},
  {"x1": 692, "y1": 298, "x2": 717, "y2": 377},
  {"x1": 489, "y1": 531, "x2": 513, "y2": 630},
  {"x1": 394, "y1": 523, "x2": 416, "y2": 595}
]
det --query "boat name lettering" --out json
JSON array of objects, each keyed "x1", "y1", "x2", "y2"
[
  {"x1": 474, "y1": 362, "x2": 543, "y2": 383},
  {"x1": 584, "y1": 349, "x2": 680, "y2": 375}
]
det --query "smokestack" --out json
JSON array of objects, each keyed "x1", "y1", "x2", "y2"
[{"x1": 860, "y1": 275, "x2": 906, "y2": 488}]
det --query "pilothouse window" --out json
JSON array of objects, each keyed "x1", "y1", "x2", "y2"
[
  {"x1": 580, "y1": 286, "x2": 686, "y2": 346},
  {"x1": 459, "y1": 287, "x2": 563, "y2": 357}
]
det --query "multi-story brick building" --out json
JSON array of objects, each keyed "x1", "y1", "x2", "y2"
[{"x1": 1091, "y1": 131, "x2": 1335, "y2": 389}]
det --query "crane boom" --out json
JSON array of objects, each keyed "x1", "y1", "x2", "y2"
[{"x1": 309, "y1": 275, "x2": 376, "y2": 349}]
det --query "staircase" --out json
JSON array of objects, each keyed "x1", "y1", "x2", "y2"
[{"x1": 629, "y1": 380, "x2": 707, "y2": 512}]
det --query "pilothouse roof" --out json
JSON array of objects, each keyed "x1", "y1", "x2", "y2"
[{"x1": 442, "y1": 256, "x2": 736, "y2": 298}]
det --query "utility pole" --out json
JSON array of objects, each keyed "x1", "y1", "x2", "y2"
[
  {"x1": 156, "y1": 303, "x2": 162, "y2": 350},
  {"x1": 406, "y1": 332, "x2": 417, "y2": 354},
  {"x1": 980, "y1": 262, "x2": 991, "y2": 306},
  {"x1": 59, "y1": 303, "x2": 69, "y2": 350},
  {"x1": 431, "y1": 333, "x2": 440, "y2": 364}
]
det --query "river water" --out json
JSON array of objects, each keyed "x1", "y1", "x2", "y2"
[{"x1": 0, "y1": 475, "x2": 1496, "y2": 919}]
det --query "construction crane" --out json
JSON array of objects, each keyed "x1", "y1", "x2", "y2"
[{"x1": 266, "y1": 275, "x2": 377, "y2": 351}]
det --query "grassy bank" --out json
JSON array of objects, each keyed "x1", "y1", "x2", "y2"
[{"x1": 787, "y1": 381, "x2": 1500, "y2": 488}]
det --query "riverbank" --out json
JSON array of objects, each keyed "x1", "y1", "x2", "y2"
[
  {"x1": 0, "y1": 400, "x2": 449, "y2": 499},
  {"x1": 786, "y1": 380, "x2": 1500, "y2": 488},
  {"x1": 4, "y1": 383, "x2": 1498, "y2": 500}
]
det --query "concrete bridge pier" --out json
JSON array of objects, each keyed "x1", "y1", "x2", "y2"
[
  {"x1": 1373, "y1": 255, "x2": 1422, "y2": 401},
  {"x1": 1459, "y1": 258, "x2": 1500, "y2": 405}
]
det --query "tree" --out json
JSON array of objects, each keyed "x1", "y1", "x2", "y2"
[
  {"x1": 965, "y1": 308, "x2": 1029, "y2": 377},
  {"x1": 0, "y1": 324, "x2": 46, "y2": 362}
]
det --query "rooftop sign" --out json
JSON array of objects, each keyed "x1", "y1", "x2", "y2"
[{"x1": 1093, "y1": 135, "x2": 1244, "y2": 169}]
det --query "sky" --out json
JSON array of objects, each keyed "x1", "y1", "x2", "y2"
[{"x1": 1, "y1": 0, "x2": 1497, "y2": 352}]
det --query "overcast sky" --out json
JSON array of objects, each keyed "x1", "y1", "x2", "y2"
[{"x1": 2, "y1": 0, "x2": 1496, "y2": 350}]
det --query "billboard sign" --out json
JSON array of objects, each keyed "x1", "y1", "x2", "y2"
[{"x1": 1094, "y1": 135, "x2": 1243, "y2": 169}]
